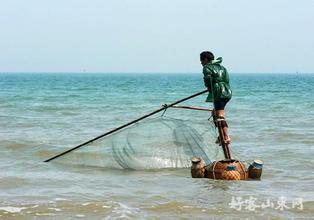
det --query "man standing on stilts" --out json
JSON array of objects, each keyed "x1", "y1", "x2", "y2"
[{"x1": 200, "y1": 51, "x2": 232, "y2": 145}]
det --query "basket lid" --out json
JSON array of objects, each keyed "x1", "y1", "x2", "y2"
[{"x1": 252, "y1": 160, "x2": 264, "y2": 168}]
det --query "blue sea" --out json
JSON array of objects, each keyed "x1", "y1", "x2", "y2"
[{"x1": 0, "y1": 73, "x2": 314, "y2": 219}]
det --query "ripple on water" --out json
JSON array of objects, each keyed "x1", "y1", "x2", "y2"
[
  {"x1": 0, "y1": 201, "x2": 142, "y2": 219},
  {"x1": 0, "y1": 177, "x2": 29, "y2": 189}
]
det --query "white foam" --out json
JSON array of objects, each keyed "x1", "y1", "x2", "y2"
[
  {"x1": 55, "y1": 198, "x2": 69, "y2": 201},
  {"x1": 35, "y1": 213, "x2": 56, "y2": 216},
  {"x1": 0, "y1": 206, "x2": 26, "y2": 213},
  {"x1": 48, "y1": 207, "x2": 62, "y2": 211}
]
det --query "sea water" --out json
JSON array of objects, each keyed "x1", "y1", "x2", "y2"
[{"x1": 0, "y1": 73, "x2": 313, "y2": 219}]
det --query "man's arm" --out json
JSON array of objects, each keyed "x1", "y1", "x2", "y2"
[{"x1": 203, "y1": 65, "x2": 212, "y2": 91}]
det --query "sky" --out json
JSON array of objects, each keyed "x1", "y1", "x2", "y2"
[{"x1": 0, "y1": 0, "x2": 313, "y2": 73}]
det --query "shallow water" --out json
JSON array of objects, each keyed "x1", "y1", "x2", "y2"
[{"x1": 0, "y1": 73, "x2": 314, "y2": 219}]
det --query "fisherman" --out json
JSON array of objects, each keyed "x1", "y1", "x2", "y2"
[{"x1": 200, "y1": 51, "x2": 232, "y2": 144}]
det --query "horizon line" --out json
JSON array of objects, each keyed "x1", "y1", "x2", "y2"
[{"x1": 0, "y1": 71, "x2": 313, "y2": 75}]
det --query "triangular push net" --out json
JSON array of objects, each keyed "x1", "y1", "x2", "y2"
[{"x1": 55, "y1": 107, "x2": 228, "y2": 170}]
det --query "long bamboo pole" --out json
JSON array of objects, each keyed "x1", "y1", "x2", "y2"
[
  {"x1": 170, "y1": 105, "x2": 212, "y2": 112},
  {"x1": 44, "y1": 89, "x2": 208, "y2": 162}
]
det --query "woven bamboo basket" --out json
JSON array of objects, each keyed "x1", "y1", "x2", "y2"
[{"x1": 205, "y1": 159, "x2": 248, "y2": 180}]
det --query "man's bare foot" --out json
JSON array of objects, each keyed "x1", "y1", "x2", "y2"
[
  {"x1": 215, "y1": 136, "x2": 231, "y2": 145},
  {"x1": 224, "y1": 136, "x2": 231, "y2": 144}
]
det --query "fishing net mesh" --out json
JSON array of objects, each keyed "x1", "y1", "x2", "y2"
[{"x1": 56, "y1": 108, "x2": 240, "y2": 169}]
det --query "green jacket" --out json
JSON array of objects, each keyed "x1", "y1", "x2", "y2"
[{"x1": 202, "y1": 57, "x2": 232, "y2": 102}]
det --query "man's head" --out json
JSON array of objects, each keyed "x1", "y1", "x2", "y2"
[{"x1": 200, "y1": 51, "x2": 214, "y2": 66}]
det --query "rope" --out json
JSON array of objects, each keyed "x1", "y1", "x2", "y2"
[
  {"x1": 161, "y1": 104, "x2": 168, "y2": 117},
  {"x1": 212, "y1": 160, "x2": 218, "y2": 180},
  {"x1": 237, "y1": 160, "x2": 248, "y2": 179}
]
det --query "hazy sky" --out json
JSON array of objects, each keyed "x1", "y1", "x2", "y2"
[{"x1": 0, "y1": 0, "x2": 313, "y2": 73}]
